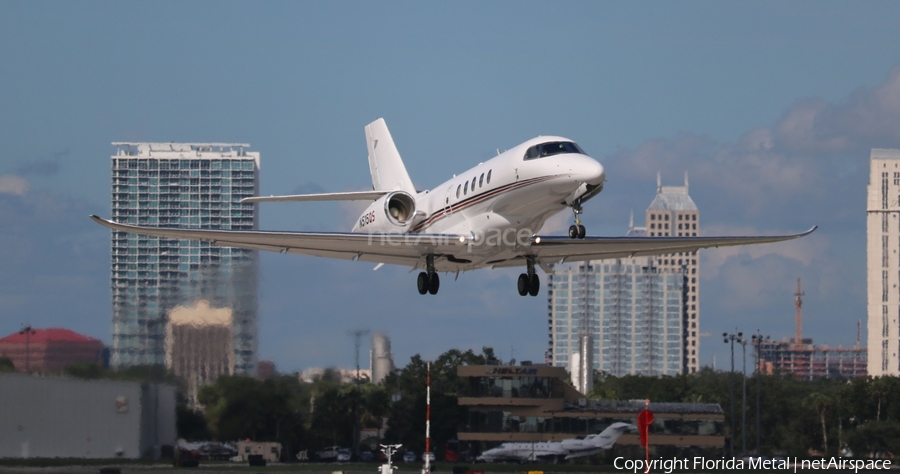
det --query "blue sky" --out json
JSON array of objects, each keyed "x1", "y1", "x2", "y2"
[{"x1": 2, "y1": 2, "x2": 900, "y2": 373}]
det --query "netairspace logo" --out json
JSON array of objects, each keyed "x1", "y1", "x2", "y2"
[{"x1": 614, "y1": 456, "x2": 892, "y2": 473}]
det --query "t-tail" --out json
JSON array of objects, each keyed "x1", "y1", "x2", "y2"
[
  {"x1": 365, "y1": 118, "x2": 416, "y2": 195},
  {"x1": 591, "y1": 422, "x2": 637, "y2": 449}
]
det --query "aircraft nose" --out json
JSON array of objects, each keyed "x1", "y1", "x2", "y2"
[{"x1": 583, "y1": 159, "x2": 605, "y2": 186}]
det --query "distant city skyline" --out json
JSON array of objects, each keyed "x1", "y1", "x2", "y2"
[{"x1": 2, "y1": 3, "x2": 900, "y2": 372}]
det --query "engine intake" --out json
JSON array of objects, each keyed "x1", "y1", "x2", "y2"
[{"x1": 384, "y1": 191, "x2": 416, "y2": 226}]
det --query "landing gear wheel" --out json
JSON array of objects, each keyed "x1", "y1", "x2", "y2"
[
  {"x1": 568, "y1": 225, "x2": 578, "y2": 239},
  {"x1": 428, "y1": 272, "x2": 440, "y2": 295},
  {"x1": 417, "y1": 272, "x2": 429, "y2": 295},
  {"x1": 517, "y1": 274, "x2": 529, "y2": 296},
  {"x1": 577, "y1": 224, "x2": 586, "y2": 239},
  {"x1": 528, "y1": 273, "x2": 540, "y2": 297}
]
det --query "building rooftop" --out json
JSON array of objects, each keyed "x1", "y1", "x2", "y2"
[
  {"x1": 647, "y1": 172, "x2": 698, "y2": 212},
  {"x1": 871, "y1": 148, "x2": 900, "y2": 160},
  {"x1": 0, "y1": 328, "x2": 102, "y2": 345},
  {"x1": 572, "y1": 399, "x2": 724, "y2": 415},
  {"x1": 111, "y1": 142, "x2": 260, "y2": 167}
]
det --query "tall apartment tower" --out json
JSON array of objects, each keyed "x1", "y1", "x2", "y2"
[
  {"x1": 109, "y1": 143, "x2": 259, "y2": 375},
  {"x1": 546, "y1": 173, "x2": 698, "y2": 377},
  {"x1": 547, "y1": 259, "x2": 686, "y2": 378},
  {"x1": 867, "y1": 148, "x2": 900, "y2": 376},
  {"x1": 645, "y1": 173, "x2": 700, "y2": 373}
]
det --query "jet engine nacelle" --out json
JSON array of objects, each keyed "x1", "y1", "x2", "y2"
[{"x1": 353, "y1": 191, "x2": 417, "y2": 233}]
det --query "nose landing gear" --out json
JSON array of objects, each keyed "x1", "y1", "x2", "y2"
[
  {"x1": 517, "y1": 257, "x2": 540, "y2": 297},
  {"x1": 568, "y1": 204, "x2": 586, "y2": 239},
  {"x1": 417, "y1": 254, "x2": 440, "y2": 295}
]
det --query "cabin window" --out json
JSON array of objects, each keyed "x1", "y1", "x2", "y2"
[
  {"x1": 464, "y1": 181, "x2": 468, "y2": 195},
  {"x1": 479, "y1": 173, "x2": 484, "y2": 187},
  {"x1": 472, "y1": 177, "x2": 477, "y2": 191},
  {"x1": 456, "y1": 185, "x2": 461, "y2": 198},
  {"x1": 487, "y1": 170, "x2": 492, "y2": 184}
]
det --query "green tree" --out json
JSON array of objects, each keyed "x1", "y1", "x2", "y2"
[
  {"x1": 199, "y1": 374, "x2": 307, "y2": 448},
  {"x1": 847, "y1": 420, "x2": 900, "y2": 457},
  {"x1": 869, "y1": 377, "x2": 891, "y2": 422},
  {"x1": 807, "y1": 392, "x2": 834, "y2": 453},
  {"x1": 0, "y1": 357, "x2": 14, "y2": 373}
]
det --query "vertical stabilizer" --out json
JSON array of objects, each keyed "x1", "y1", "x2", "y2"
[
  {"x1": 365, "y1": 118, "x2": 416, "y2": 194},
  {"x1": 593, "y1": 423, "x2": 636, "y2": 449}
]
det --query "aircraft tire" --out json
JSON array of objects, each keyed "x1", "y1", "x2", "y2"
[
  {"x1": 429, "y1": 272, "x2": 440, "y2": 295},
  {"x1": 577, "y1": 224, "x2": 586, "y2": 239},
  {"x1": 517, "y1": 274, "x2": 529, "y2": 296},
  {"x1": 568, "y1": 225, "x2": 578, "y2": 239},
  {"x1": 528, "y1": 273, "x2": 540, "y2": 296},
  {"x1": 417, "y1": 272, "x2": 429, "y2": 295}
]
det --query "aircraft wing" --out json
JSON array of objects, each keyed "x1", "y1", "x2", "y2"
[
  {"x1": 493, "y1": 226, "x2": 818, "y2": 267},
  {"x1": 89, "y1": 215, "x2": 467, "y2": 269},
  {"x1": 564, "y1": 448, "x2": 606, "y2": 460},
  {"x1": 241, "y1": 190, "x2": 388, "y2": 203}
]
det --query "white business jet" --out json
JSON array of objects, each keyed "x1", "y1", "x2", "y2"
[
  {"x1": 476, "y1": 422, "x2": 637, "y2": 462},
  {"x1": 91, "y1": 118, "x2": 815, "y2": 296}
]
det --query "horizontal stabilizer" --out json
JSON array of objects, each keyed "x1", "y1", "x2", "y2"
[{"x1": 241, "y1": 191, "x2": 389, "y2": 203}]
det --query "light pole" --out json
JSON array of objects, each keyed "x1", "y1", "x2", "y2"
[
  {"x1": 724, "y1": 331, "x2": 744, "y2": 458},
  {"x1": 739, "y1": 336, "x2": 748, "y2": 457},
  {"x1": 19, "y1": 324, "x2": 36, "y2": 374},
  {"x1": 751, "y1": 332, "x2": 769, "y2": 455}
]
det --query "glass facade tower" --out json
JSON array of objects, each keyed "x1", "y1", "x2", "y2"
[
  {"x1": 109, "y1": 142, "x2": 259, "y2": 374},
  {"x1": 548, "y1": 259, "x2": 686, "y2": 377}
]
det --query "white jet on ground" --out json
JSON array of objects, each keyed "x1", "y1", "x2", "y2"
[
  {"x1": 476, "y1": 422, "x2": 637, "y2": 462},
  {"x1": 91, "y1": 118, "x2": 816, "y2": 296}
]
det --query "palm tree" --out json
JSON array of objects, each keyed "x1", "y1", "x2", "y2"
[
  {"x1": 807, "y1": 392, "x2": 833, "y2": 453},
  {"x1": 868, "y1": 377, "x2": 890, "y2": 422}
]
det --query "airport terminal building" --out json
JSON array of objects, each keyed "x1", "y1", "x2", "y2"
[
  {"x1": 0, "y1": 374, "x2": 175, "y2": 459},
  {"x1": 456, "y1": 365, "x2": 724, "y2": 452}
]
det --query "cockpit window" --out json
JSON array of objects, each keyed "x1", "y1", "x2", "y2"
[{"x1": 524, "y1": 141, "x2": 585, "y2": 160}]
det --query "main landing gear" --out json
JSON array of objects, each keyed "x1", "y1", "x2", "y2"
[
  {"x1": 517, "y1": 257, "x2": 540, "y2": 297},
  {"x1": 568, "y1": 204, "x2": 586, "y2": 239},
  {"x1": 417, "y1": 254, "x2": 440, "y2": 295}
]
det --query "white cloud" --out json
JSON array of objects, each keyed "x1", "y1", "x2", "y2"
[
  {"x1": 0, "y1": 175, "x2": 28, "y2": 195},
  {"x1": 700, "y1": 224, "x2": 826, "y2": 279}
]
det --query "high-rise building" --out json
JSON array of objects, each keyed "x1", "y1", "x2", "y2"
[
  {"x1": 547, "y1": 259, "x2": 687, "y2": 379},
  {"x1": 166, "y1": 300, "x2": 234, "y2": 402},
  {"x1": 109, "y1": 142, "x2": 259, "y2": 375},
  {"x1": 546, "y1": 173, "x2": 697, "y2": 378},
  {"x1": 644, "y1": 173, "x2": 700, "y2": 372},
  {"x1": 867, "y1": 148, "x2": 900, "y2": 376}
]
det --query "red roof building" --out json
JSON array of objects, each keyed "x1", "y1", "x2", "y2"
[{"x1": 0, "y1": 328, "x2": 104, "y2": 373}]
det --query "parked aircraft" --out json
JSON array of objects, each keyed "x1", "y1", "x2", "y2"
[
  {"x1": 476, "y1": 422, "x2": 637, "y2": 462},
  {"x1": 91, "y1": 118, "x2": 815, "y2": 296}
]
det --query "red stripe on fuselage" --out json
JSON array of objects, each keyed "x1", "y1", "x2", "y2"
[{"x1": 411, "y1": 175, "x2": 560, "y2": 233}]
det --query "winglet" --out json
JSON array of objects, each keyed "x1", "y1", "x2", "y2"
[{"x1": 90, "y1": 215, "x2": 113, "y2": 228}]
